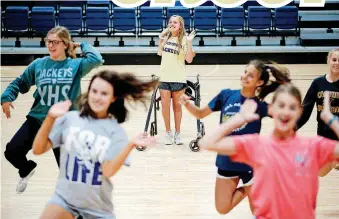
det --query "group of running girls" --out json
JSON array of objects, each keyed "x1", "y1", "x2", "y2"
[{"x1": 1, "y1": 14, "x2": 339, "y2": 219}]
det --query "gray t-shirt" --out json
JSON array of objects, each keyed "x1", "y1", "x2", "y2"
[{"x1": 49, "y1": 111, "x2": 130, "y2": 217}]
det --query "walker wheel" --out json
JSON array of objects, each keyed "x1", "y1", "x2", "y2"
[
  {"x1": 136, "y1": 145, "x2": 147, "y2": 151},
  {"x1": 189, "y1": 139, "x2": 200, "y2": 152}
]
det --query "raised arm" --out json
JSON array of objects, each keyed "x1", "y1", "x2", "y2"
[
  {"x1": 185, "y1": 30, "x2": 196, "y2": 63},
  {"x1": 32, "y1": 100, "x2": 72, "y2": 155},
  {"x1": 198, "y1": 99, "x2": 260, "y2": 156},
  {"x1": 296, "y1": 79, "x2": 317, "y2": 130},
  {"x1": 79, "y1": 42, "x2": 104, "y2": 77},
  {"x1": 157, "y1": 28, "x2": 169, "y2": 56},
  {"x1": 102, "y1": 133, "x2": 155, "y2": 178}
]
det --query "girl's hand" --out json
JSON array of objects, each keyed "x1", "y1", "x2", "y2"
[
  {"x1": 187, "y1": 30, "x2": 197, "y2": 42},
  {"x1": 320, "y1": 91, "x2": 333, "y2": 122},
  {"x1": 1, "y1": 102, "x2": 15, "y2": 119},
  {"x1": 179, "y1": 94, "x2": 191, "y2": 105},
  {"x1": 48, "y1": 100, "x2": 72, "y2": 119},
  {"x1": 131, "y1": 133, "x2": 157, "y2": 149},
  {"x1": 239, "y1": 99, "x2": 260, "y2": 123},
  {"x1": 73, "y1": 42, "x2": 81, "y2": 48},
  {"x1": 160, "y1": 28, "x2": 169, "y2": 38}
]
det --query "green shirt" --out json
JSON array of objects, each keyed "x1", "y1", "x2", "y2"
[{"x1": 1, "y1": 42, "x2": 104, "y2": 123}]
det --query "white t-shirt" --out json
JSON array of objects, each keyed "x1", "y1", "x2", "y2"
[{"x1": 157, "y1": 36, "x2": 191, "y2": 83}]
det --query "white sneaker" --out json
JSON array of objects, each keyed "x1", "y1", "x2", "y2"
[
  {"x1": 174, "y1": 132, "x2": 183, "y2": 145},
  {"x1": 165, "y1": 131, "x2": 173, "y2": 145},
  {"x1": 16, "y1": 169, "x2": 35, "y2": 194}
]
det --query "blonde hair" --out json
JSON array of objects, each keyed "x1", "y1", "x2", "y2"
[
  {"x1": 167, "y1": 15, "x2": 187, "y2": 58},
  {"x1": 47, "y1": 26, "x2": 76, "y2": 59},
  {"x1": 327, "y1": 48, "x2": 339, "y2": 64}
]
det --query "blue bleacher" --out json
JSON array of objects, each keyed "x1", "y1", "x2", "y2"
[
  {"x1": 167, "y1": 7, "x2": 191, "y2": 31},
  {"x1": 31, "y1": 7, "x2": 56, "y2": 35},
  {"x1": 193, "y1": 6, "x2": 218, "y2": 46},
  {"x1": 58, "y1": 7, "x2": 83, "y2": 35},
  {"x1": 2, "y1": 0, "x2": 337, "y2": 47},
  {"x1": 247, "y1": 6, "x2": 272, "y2": 45},
  {"x1": 4, "y1": 6, "x2": 29, "y2": 32}
]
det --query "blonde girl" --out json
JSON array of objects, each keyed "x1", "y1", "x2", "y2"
[
  {"x1": 157, "y1": 15, "x2": 196, "y2": 145},
  {"x1": 297, "y1": 48, "x2": 339, "y2": 175}
]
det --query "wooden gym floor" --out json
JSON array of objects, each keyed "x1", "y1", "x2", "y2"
[{"x1": 1, "y1": 64, "x2": 338, "y2": 219}]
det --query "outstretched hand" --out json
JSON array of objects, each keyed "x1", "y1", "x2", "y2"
[
  {"x1": 239, "y1": 99, "x2": 260, "y2": 123},
  {"x1": 1, "y1": 102, "x2": 15, "y2": 119},
  {"x1": 132, "y1": 133, "x2": 157, "y2": 149},
  {"x1": 48, "y1": 100, "x2": 72, "y2": 119},
  {"x1": 186, "y1": 30, "x2": 197, "y2": 42},
  {"x1": 179, "y1": 94, "x2": 191, "y2": 105}
]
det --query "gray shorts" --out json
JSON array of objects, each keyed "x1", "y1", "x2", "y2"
[
  {"x1": 158, "y1": 82, "x2": 187, "y2": 92},
  {"x1": 48, "y1": 193, "x2": 115, "y2": 219}
]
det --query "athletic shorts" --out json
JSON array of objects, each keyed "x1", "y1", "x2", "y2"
[
  {"x1": 216, "y1": 168, "x2": 254, "y2": 187},
  {"x1": 47, "y1": 193, "x2": 115, "y2": 219},
  {"x1": 158, "y1": 82, "x2": 187, "y2": 92}
]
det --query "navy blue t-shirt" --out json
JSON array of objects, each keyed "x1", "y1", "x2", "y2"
[{"x1": 208, "y1": 89, "x2": 269, "y2": 172}]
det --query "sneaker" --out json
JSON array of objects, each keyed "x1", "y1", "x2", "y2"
[
  {"x1": 16, "y1": 168, "x2": 35, "y2": 194},
  {"x1": 174, "y1": 132, "x2": 183, "y2": 145},
  {"x1": 165, "y1": 131, "x2": 173, "y2": 145}
]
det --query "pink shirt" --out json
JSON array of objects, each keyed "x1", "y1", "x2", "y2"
[{"x1": 231, "y1": 134, "x2": 337, "y2": 219}]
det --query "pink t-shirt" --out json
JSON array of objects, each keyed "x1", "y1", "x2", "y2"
[{"x1": 231, "y1": 134, "x2": 337, "y2": 219}]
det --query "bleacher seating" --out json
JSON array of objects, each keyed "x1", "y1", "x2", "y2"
[{"x1": 1, "y1": 0, "x2": 338, "y2": 47}]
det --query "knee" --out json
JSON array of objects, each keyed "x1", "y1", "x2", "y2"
[
  {"x1": 215, "y1": 202, "x2": 231, "y2": 215},
  {"x1": 173, "y1": 103, "x2": 182, "y2": 112},
  {"x1": 215, "y1": 205, "x2": 231, "y2": 215},
  {"x1": 4, "y1": 144, "x2": 16, "y2": 160}
]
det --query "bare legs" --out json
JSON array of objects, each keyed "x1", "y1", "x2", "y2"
[
  {"x1": 215, "y1": 178, "x2": 252, "y2": 214},
  {"x1": 160, "y1": 89, "x2": 185, "y2": 133}
]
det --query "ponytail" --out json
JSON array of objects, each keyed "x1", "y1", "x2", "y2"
[
  {"x1": 249, "y1": 60, "x2": 291, "y2": 101},
  {"x1": 66, "y1": 41, "x2": 76, "y2": 59}
]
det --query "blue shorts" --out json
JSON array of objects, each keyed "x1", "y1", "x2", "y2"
[
  {"x1": 159, "y1": 82, "x2": 187, "y2": 92},
  {"x1": 216, "y1": 168, "x2": 254, "y2": 186},
  {"x1": 47, "y1": 193, "x2": 115, "y2": 219}
]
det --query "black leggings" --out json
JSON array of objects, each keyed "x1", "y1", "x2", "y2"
[{"x1": 4, "y1": 116, "x2": 60, "y2": 178}]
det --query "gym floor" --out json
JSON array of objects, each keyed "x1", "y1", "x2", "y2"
[{"x1": 1, "y1": 64, "x2": 338, "y2": 219}]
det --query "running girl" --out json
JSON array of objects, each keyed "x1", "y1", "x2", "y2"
[
  {"x1": 32, "y1": 69, "x2": 158, "y2": 219},
  {"x1": 180, "y1": 60, "x2": 291, "y2": 214},
  {"x1": 1, "y1": 26, "x2": 104, "y2": 193},
  {"x1": 198, "y1": 84, "x2": 339, "y2": 219}
]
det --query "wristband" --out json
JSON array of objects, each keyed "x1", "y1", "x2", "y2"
[{"x1": 327, "y1": 115, "x2": 338, "y2": 127}]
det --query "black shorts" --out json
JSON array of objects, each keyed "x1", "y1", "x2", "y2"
[
  {"x1": 159, "y1": 82, "x2": 187, "y2": 92},
  {"x1": 217, "y1": 168, "x2": 253, "y2": 186}
]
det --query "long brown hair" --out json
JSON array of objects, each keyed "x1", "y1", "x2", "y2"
[
  {"x1": 77, "y1": 70, "x2": 159, "y2": 123},
  {"x1": 249, "y1": 60, "x2": 291, "y2": 101},
  {"x1": 47, "y1": 26, "x2": 76, "y2": 59}
]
